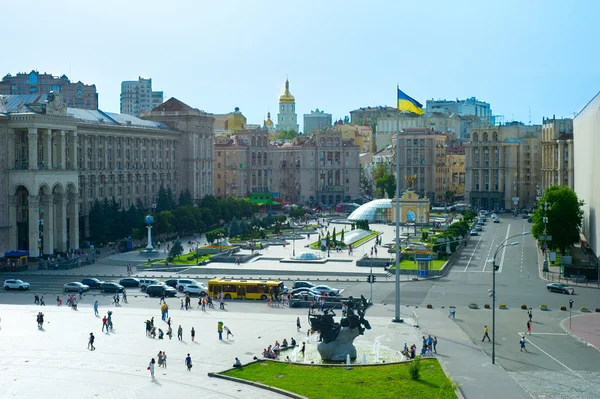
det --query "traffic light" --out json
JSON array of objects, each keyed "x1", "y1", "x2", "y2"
[
  {"x1": 372, "y1": 275, "x2": 376, "y2": 283},
  {"x1": 366, "y1": 275, "x2": 372, "y2": 283},
  {"x1": 494, "y1": 265, "x2": 499, "y2": 271},
  {"x1": 569, "y1": 299, "x2": 574, "y2": 309}
]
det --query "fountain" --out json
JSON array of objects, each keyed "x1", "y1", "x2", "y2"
[
  {"x1": 139, "y1": 215, "x2": 159, "y2": 256},
  {"x1": 372, "y1": 341, "x2": 381, "y2": 363},
  {"x1": 346, "y1": 354, "x2": 351, "y2": 365}
]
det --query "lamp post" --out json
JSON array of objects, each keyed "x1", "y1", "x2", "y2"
[
  {"x1": 488, "y1": 231, "x2": 530, "y2": 364},
  {"x1": 393, "y1": 123, "x2": 403, "y2": 323},
  {"x1": 293, "y1": 234, "x2": 296, "y2": 257},
  {"x1": 541, "y1": 202, "x2": 551, "y2": 273}
]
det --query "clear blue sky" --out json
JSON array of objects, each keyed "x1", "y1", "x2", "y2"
[{"x1": 4, "y1": 0, "x2": 599, "y2": 130}]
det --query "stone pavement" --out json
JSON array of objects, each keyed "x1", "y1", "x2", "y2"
[
  {"x1": 0, "y1": 299, "x2": 539, "y2": 399},
  {"x1": 561, "y1": 313, "x2": 600, "y2": 350}
]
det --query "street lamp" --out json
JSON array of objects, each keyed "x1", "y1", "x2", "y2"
[
  {"x1": 487, "y1": 231, "x2": 530, "y2": 365},
  {"x1": 541, "y1": 202, "x2": 551, "y2": 272}
]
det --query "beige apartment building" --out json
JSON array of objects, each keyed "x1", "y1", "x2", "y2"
[
  {"x1": 213, "y1": 127, "x2": 361, "y2": 205},
  {"x1": 334, "y1": 122, "x2": 374, "y2": 153},
  {"x1": 446, "y1": 146, "x2": 466, "y2": 200},
  {"x1": 0, "y1": 93, "x2": 214, "y2": 257},
  {"x1": 464, "y1": 123, "x2": 542, "y2": 211},
  {"x1": 541, "y1": 116, "x2": 574, "y2": 191},
  {"x1": 391, "y1": 128, "x2": 451, "y2": 204}
]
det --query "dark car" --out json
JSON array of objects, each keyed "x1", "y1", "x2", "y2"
[
  {"x1": 293, "y1": 281, "x2": 315, "y2": 290},
  {"x1": 119, "y1": 278, "x2": 140, "y2": 287},
  {"x1": 81, "y1": 278, "x2": 104, "y2": 289},
  {"x1": 164, "y1": 279, "x2": 178, "y2": 288},
  {"x1": 146, "y1": 284, "x2": 177, "y2": 298},
  {"x1": 101, "y1": 282, "x2": 124, "y2": 293}
]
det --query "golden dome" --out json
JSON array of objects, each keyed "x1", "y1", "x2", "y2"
[
  {"x1": 264, "y1": 111, "x2": 274, "y2": 127},
  {"x1": 279, "y1": 79, "x2": 295, "y2": 103}
]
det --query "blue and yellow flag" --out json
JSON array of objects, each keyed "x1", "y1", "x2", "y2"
[{"x1": 397, "y1": 87, "x2": 424, "y2": 115}]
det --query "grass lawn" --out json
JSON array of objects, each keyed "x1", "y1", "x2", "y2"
[
  {"x1": 222, "y1": 360, "x2": 457, "y2": 399},
  {"x1": 309, "y1": 231, "x2": 380, "y2": 249},
  {"x1": 143, "y1": 254, "x2": 212, "y2": 266},
  {"x1": 388, "y1": 258, "x2": 447, "y2": 270}
]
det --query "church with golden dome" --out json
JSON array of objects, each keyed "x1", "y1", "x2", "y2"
[{"x1": 277, "y1": 79, "x2": 299, "y2": 132}]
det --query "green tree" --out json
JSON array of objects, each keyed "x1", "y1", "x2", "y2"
[
  {"x1": 332, "y1": 227, "x2": 337, "y2": 245},
  {"x1": 169, "y1": 240, "x2": 184, "y2": 259},
  {"x1": 531, "y1": 186, "x2": 584, "y2": 253},
  {"x1": 171, "y1": 206, "x2": 194, "y2": 234},
  {"x1": 444, "y1": 190, "x2": 455, "y2": 204},
  {"x1": 88, "y1": 199, "x2": 107, "y2": 243},
  {"x1": 340, "y1": 229, "x2": 345, "y2": 243},
  {"x1": 375, "y1": 173, "x2": 396, "y2": 199},
  {"x1": 228, "y1": 217, "x2": 241, "y2": 237},
  {"x1": 154, "y1": 211, "x2": 174, "y2": 235},
  {"x1": 289, "y1": 206, "x2": 306, "y2": 219},
  {"x1": 206, "y1": 228, "x2": 226, "y2": 244},
  {"x1": 178, "y1": 189, "x2": 193, "y2": 206}
]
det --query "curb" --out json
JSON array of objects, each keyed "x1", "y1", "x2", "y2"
[{"x1": 559, "y1": 314, "x2": 600, "y2": 352}]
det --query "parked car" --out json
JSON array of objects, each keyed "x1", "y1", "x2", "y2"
[
  {"x1": 3, "y1": 279, "x2": 30, "y2": 290},
  {"x1": 164, "y1": 279, "x2": 179, "y2": 288},
  {"x1": 118, "y1": 278, "x2": 140, "y2": 288},
  {"x1": 183, "y1": 284, "x2": 208, "y2": 296},
  {"x1": 139, "y1": 279, "x2": 161, "y2": 291},
  {"x1": 527, "y1": 217, "x2": 533, "y2": 223},
  {"x1": 470, "y1": 229, "x2": 478, "y2": 236},
  {"x1": 475, "y1": 225, "x2": 483, "y2": 231},
  {"x1": 146, "y1": 284, "x2": 177, "y2": 298},
  {"x1": 63, "y1": 282, "x2": 90, "y2": 292},
  {"x1": 292, "y1": 291, "x2": 321, "y2": 300},
  {"x1": 293, "y1": 281, "x2": 315, "y2": 290},
  {"x1": 312, "y1": 285, "x2": 341, "y2": 296},
  {"x1": 81, "y1": 278, "x2": 104, "y2": 289},
  {"x1": 493, "y1": 218, "x2": 500, "y2": 223},
  {"x1": 291, "y1": 287, "x2": 314, "y2": 296},
  {"x1": 101, "y1": 282, "x2": 124, "y2": 293},
  {"x1": 477, "y1": 220, "x2": 485, "y2": 226},
  {"x1": 176, "y1": 279, "x2": 199, "y2": 292},
  {"x1": 546, "y1": 283, "x2": 575, "y2": 294}
]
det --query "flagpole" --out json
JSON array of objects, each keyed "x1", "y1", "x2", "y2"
[{"x1": 393, "y1": 85, "x2": 403, "y2": 323}]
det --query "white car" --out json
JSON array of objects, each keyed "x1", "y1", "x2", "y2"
[
  {"x1": 176, "y1": 279, "x2": 199, "y2": 292},
  {"x1": 183, "y1": 284, "x2": 208, "y2": 296},
  {"x1": 63, "y1": 282, "x2": 90, "y2": 292},
  {"x1": 3, "y1": 279, "x2": 30, "y2": 290},
  {"x1": 312, "y1": 285, "x2": 342, "y2": 296}
]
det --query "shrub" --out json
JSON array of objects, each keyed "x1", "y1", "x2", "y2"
[
  {"x1": 484, "y1": 304, "x2": 490, "y2": 309},
  {"x1": 426, "y1": 304, "x2": 433, "y2": 309},
  {"x1": 540, "y1": 304, "x2": 547, "y2": 307},
  {"x1": 499, "y1": 304, "x2": 507, "y2": 308},
  {"x1": 581, "y1": 307, "x2": 589, "y2": 312},
  {"x1": 561, "y1": 306, "x2": 567, "y2": 311},
  {"x1": 409, "y1": 355, "x2": 422, "y2": 380},
  {"x1": 521, "y1": 304, "x2": 527, "y2": 310},
  {"x1": 595, "y1": 308, "x2": 600, "y2": 313}
]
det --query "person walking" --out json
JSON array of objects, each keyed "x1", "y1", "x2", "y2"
[
  {"x1": 528, "y1": 308, "x2": 533, "y2": 322},
  {"x1": 162, "y1": 351, "x2": 167, "y2": 368},
  {"x1": 520, "y1": 336, "x2": 528, "y2": 352},
  {"x1": 148, "y1": 358, "x2": 156, "y2": 380},
  {"x1": 300, "y1": 342, "x2": 306, "y2": 357},
  {"x1": 40, "y1": 296, "x2": 45, "y2": 306},
  {"x1": 482, "y1": 325, "x2": 491, "y2": 342},
  {"x1": 526, "y1": 320, "x2": 532, "y2": 335},
  {"x1": 185, "y1": 353, "x2": 192, "y2": 371},
  {"x1": 102, "y1": 315, "x2": 108, "y2": 333},
  {"x1": 94, "y1": 300, "x2": 99, "y2": 316},
  {"x1": 433, "y1": 336, "x2": 438, "y2": 353},
  {"x1": 219, "y1": 296, "x2": 225, "y2": 310},
  {"x1": 56, "y1": 295, "x2": 61, "y2": 306},
  {"x1": 297, "y1": 317, "x2": 301, "y2": 331},
  {"x1": 190, "y1": 327, "x2": 195, "y2": 342},
  {"x1": 224, "y1": 325, "x2": 233, "y2": 339},
  {"x1": 88, "y1": 333, "x2": 96, "y2": 351},
  {"x1": 177, "y1": 325, "x2": 183, "y2": 341}
]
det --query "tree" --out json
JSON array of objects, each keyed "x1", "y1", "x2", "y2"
[
  {"x1": 375, "y1": 173, "x2": 396, "y2": 199},
  {"x1": 228, "y1": 217, "x2": 241, "y2": 238},
  {"x1": 169, "y1": 240, "x2": 184, "y2": 259},
  {"x1": 444, "y1": 190, "x2": 455, "y2": 204},
  {"x1": 332, "y1": 227, "x2": 337, "y2": 245},
  {"x1": 340, "y1": 229, "x2": 345, "y2": 243},
  {"x1": 178, "y1": 189, "x2": 193, "y2": 207},
  {"x1": 154, "y1": 211, "x2": 174, "y2": 235},
  {"x1": 531, "y1": 186, "x2": 584, "y2": 253},
  {"x1": 172, "y1": 206, "x2": 194, "y2": 234},
  {"x1": 88, "y1": 199, "x2": 107, "y2": 243},
  {"x1": 289, "y1": 206, "x2": 306, "y2": 219}
]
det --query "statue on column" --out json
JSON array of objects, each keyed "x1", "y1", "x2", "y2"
[{"x1": 404, "y1": 175, "x2": 417, "y2": 190}]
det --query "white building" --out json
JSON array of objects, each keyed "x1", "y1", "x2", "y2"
[
  {"x1": 426, "y1": 97, "x2": 494, "y2": 125},
  {"x1": 277, "y1": 79, "x2": 299, "y2": 132},
  {"x1": 120, "y1": 77, "x2": 164, "y2": 117},
  {"x1": 574, "y1": 91, "x2": 600, "y2": 254}
]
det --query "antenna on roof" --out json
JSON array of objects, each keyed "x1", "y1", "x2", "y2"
[{"x1": 528, "y1": 106, "x2": 531, "y2": 125}]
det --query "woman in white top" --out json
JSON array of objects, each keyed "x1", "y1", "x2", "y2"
[{"x1": 149, "y1": 358, "x2": 156, "y2": 379}]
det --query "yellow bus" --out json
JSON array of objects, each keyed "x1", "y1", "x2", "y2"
[{"x1": 208, "y1": 278, "x2": 285, "y2": 300}]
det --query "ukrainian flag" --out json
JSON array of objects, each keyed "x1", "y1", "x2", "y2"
[{"x1": 397, "y1": 87, "x2": 424, "y2": 115}]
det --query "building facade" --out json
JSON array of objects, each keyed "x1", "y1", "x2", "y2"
[
  {"x1": 446, "y1": 146, "x2": 466, "y2": 200},
  {"x1": 120, "y1": 77, "x2": 164, "y2": 117},
  {"x1": 349, "y1": 106, "x2": 399, "y2": 126},
  {"x1": 464, "y1": 123, "x2": 542, "y2": 211},
  {"x1": 376, "y1": 113, "x2": 462, "y2": 150},
  {"x1": 0, "y1": 70, "x2": 98, "y2": 110},
  {"x1": 391, "y1": 128, "x2": 450, "y2": 204},
  {"x1": 425, "y1": 97, "x2": 494, "y2": 125},
  {"x1": 277, "y1": 79, "x2": 299, "y2": 132},
  {"x1": 541, "y1": 116, "x2": 574, "y2": 191},
  {"x1": 334, "y1": 122, "x2": 374, "y2": 153},
  {"x1": 0, "y1": 93, "x2": 213, "y2": 257},
  {"x1": 574, "y1": 91, "x2": 600, "y2": 255},
  {"x1": 304, "y1": 109, "x2": 332, "y2": 135}
]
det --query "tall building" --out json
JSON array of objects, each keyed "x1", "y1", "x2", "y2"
[
  {"x1": 392, "y1": 128, "x2": 452, "y2": 204},
  {"x1": 464, "y1": 123, "x2": 542, "y2": 211},
  {"x1": 277, "y1": 79, "x2": 299, "y2": 132},
  {"x1": 377, "y1": 113, "x2": 462, "y2": 150},
  {"x1": 446, "y1": 146, "x2": 466, "y2": 201},
  {"x1": 426, "y1": 97, "x2": 494, "y2": 125},
  {"x1": 120, "y1": 77, "x2": 163, "y2": 117},
  {"x1": 350, "y1": 106, "x2": 399, "y2": 126},
  {"x1": 574, "y1": 91, "x2": 600, "y2": 255},
  {"x1": 0, "y1": 70, "x2": 98, "y2": 110},
  {"x1": 541, "y1": 116, "x2": 574, "y2": 191},
  {"x1": 0, "y1": 93, "x2": 213, "y2": 257},
  {"x1": 304, "y1": 109, "x2": 332, "y2": 135}
]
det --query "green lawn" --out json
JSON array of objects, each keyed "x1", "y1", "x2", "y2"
[
  {"x1": 223, "y1": 360, "x2": 457, "y2": 399},
  {"x1": 309, "y1": 231, "x2": 379, "y2": 249},
  {"x1": 388, "y1": 258, "x2": 447, "y2": 270},
  {"x1": 143, "y1": 254, "x2": 212, "y2": 266}
]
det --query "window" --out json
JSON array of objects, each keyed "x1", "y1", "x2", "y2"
[
  {"x1": 28, "y1": 72, "x2": 38, "y2": 85},
  {"x1": 29, "y1": 86, "x2": 38, "y2": 93}
]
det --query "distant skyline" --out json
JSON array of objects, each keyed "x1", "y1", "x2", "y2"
[{"x1": 3, "y1": 0, "x2": 599, "y2": 131}]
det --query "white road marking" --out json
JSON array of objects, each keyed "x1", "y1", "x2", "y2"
[
  {"x1": 518, "y1": 332, "x2": 568, "y2": 336},
  {"x1": 481, "y1": 225, "x2": 500, "y2": 272},
  {"x1": 497, "y1": 224, "x2": 511, "y2": 273},
  {"x1": 463, "y1": 234, "x2": 483, "y2": 271},
  {"x1": 517, "y1": 333, "x2": 583, "y2": 379}
]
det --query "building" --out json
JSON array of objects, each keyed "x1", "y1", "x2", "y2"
[
  {"x1": 277, "y1": 79, "x2": 299, "y2": 132},
  {"x1": 426, "y1": 97, "x2": 494, "y2": 125},
  {"x1": 120, "y1": 77, "x2": 164, "y2": 117},
  {"x1": 304, "y1": 109, "x2": 332, "y2": 135},
  {"x1": 391, "y1": 128, "x2": 451, "y2": 204},
  {"x1": 0, "y1": 93, "x2": 213, "y2": 257},
  {"x1": 334, "y1": 122, "x2": 375, "y2": 153},
  {"x1": 349, "y1": 106, "x2": 399, "y2": 126},
  {"x1": 0, "y1": 70, "x2": 98, "y2": 110},
  {"x1": 541, "y1": 116, "x2": 574, "y2": 191},
  {"x1": 464, "y1": 122, "x2": 542, "y2": 211},
  {"x1": 574, "y1": 92, "x2": 600, "y2": 255},
  {"x1": 376, "y1": 113, "x2": 462, "y2": 150},
  {"x1": 446, "y1": 146, "x2": 466, "y2": 201}
]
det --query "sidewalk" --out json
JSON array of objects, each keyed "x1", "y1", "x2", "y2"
[{"x1": 536, "y1": 247, "x2": 600, "y2": 289}]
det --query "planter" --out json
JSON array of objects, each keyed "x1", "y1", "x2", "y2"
[
  {"x1": 520, "y1": 304, "x2": 527, "y2": 310},
  {"x1": 596, "y1": 308, "x2": 600, "y2": 313},
  {"x1": 581, "y1": 307, "x2": 590, "y2": 312},
  {"x1": 498, "y1": 304, "x2": 508, "y2": 309},
  {"x1": 426, "y1": 304, "x2": 433, "y2": 309},
  {"x1": 484, "y1": 304, "x2": 490, "y2": 309},
  {"x1": 560, "y1": 306, "x2": 567, "y2": 311},
  {"x1": 468, "y1": 303, "x2": 478, "y2": 309},
  {"x1": 540, "y1": 304, "x2": 549, "y2": 311}
]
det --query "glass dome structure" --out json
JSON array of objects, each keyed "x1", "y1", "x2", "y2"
[
  {"x1": 348, "y1": 199, "x2": 392, "y2": 222},
  {"x1": 294, "y1": 252, "x2": 321, "y2": 260}
]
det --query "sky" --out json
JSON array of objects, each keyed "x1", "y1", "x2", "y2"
[{"x1": 3, "y1": 0, "x2": 599, "y2": 131}]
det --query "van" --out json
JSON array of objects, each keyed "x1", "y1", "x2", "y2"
[{"x1": 139, "y1": 279, "x2": 161, "y2": 290}]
